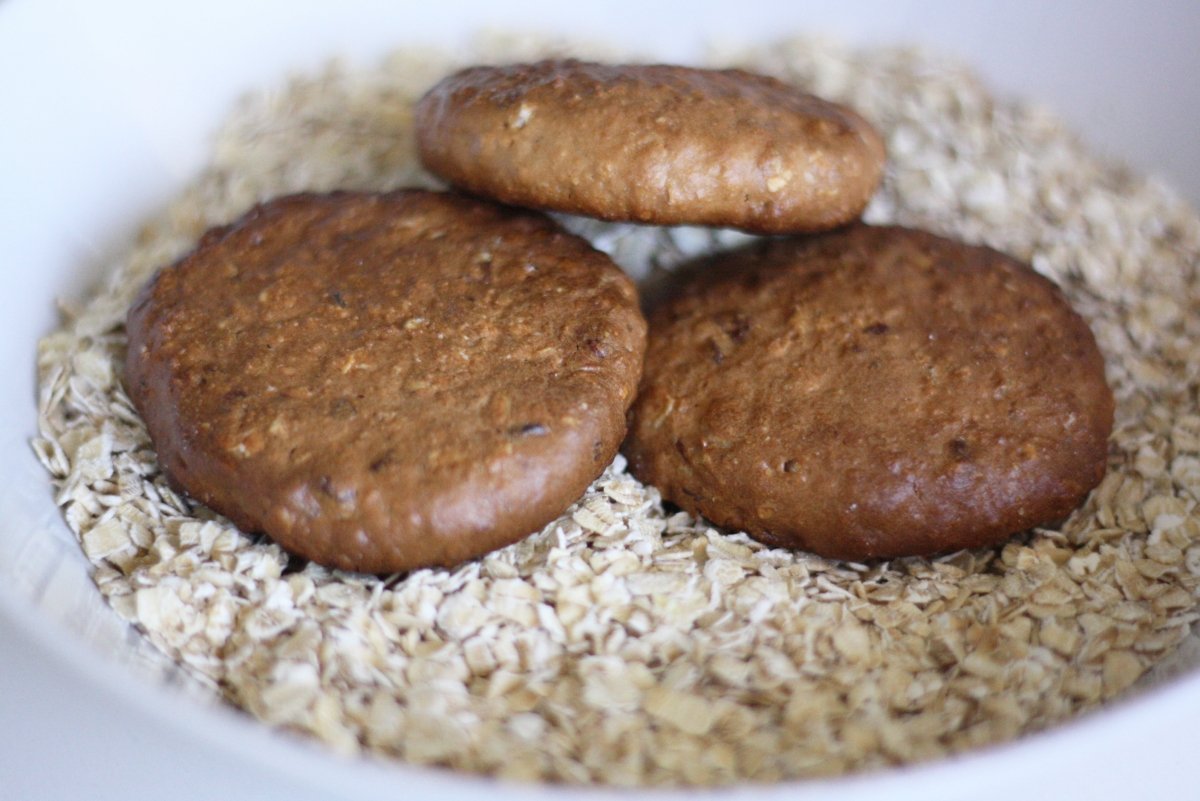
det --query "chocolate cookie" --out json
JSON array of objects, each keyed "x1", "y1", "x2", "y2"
[
  {"x1": 125, "y1": 190, "x2": 646, "y2": 573},
  {"x1": 415, "y1": 59, "x2": 885, "y2": 234},
  {"x1": 624, "y1": 225, "x2": 1114, "y2": 560}
]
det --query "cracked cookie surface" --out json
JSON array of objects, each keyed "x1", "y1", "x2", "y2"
[
  {"x1": 416, "y1": 59, "x2": 885, "y2": 233},
  {"x1": 625, "y1": 224, "x2": 1114, "y2": 559},
  {"x1": 125, "y1": 189, "x2": 646, "y2": 572}
]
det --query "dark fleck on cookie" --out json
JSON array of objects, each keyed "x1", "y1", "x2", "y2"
[
  {"x1": 624, "y1": 224, "x2": 1114, "y2": 560},
  {"x1": 415, "y1": 59, "x2": 885, "y2": 234},
  {"x1": 125, "y1": 190, "x2": 647, "y2": 573}
]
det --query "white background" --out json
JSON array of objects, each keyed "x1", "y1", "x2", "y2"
[{"x1": 2, "y1": 1, "x2": 1198, "y2": 800}]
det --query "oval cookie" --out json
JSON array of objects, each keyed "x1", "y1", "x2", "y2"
[
  {"x1": 625, "y1": 225, "x2": 1114, "y2": 560},
  {"x1": 415, "y1": 59, "x2": 885, "y2": 234},
  {"x1": 125, "y1": 190, "x2": 647, "y2": 573}
]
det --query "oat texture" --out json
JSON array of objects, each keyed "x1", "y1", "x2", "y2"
[{"x1": 34, "y1": 36, "x2": 1200, "y2": 786}]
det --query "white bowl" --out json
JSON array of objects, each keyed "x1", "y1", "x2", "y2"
[{"x1": 3, "y1": 2, "x2": 1198, "y2": 799}]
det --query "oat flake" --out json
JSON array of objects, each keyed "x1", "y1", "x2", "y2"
[{"x1": 33, "y1": 35, "x2": 1200, "y2": 786}]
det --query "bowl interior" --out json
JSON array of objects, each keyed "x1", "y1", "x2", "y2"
[{"x1": 3, "y1": 3, "x2": 1199, "y2": 800}]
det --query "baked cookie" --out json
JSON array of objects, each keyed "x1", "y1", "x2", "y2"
[
  {"x1": 125, "y1": 190, "x2": 646, "y2": 573},
  {"x1": 624, "y1": 225, "x2": 1114, "y2": 560},
  {"x1": 415, "y1": 59, "x2": 885, "y2": 234}
]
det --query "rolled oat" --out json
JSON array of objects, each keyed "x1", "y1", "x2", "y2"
[{"x1": 33, "y1": 34, "x2": 1200, "y2": 786}]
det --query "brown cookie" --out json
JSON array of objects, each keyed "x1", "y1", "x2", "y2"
[
  {"x1": 624, "y1": 225, "x2": 1114, "y2": 560},
  {"x1": 125, "y1": 190, "x2": 647, "y2": 573},
  {"x1": 415, "y1": 59, "x2": 885, "y2": 234}
]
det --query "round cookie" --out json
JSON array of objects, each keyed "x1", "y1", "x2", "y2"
[
  {"x1": 415, "y1": 59, "x2": 885, "y2": 234},
  {"x1": 125, "y1": 190, "x2": 647, "y2": 573},
  {"x1": 624, "y1": 225, "x2": 1114, "y2": 561}
]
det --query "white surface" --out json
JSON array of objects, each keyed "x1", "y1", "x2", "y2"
[{"x1": 2, "y1": 1, "x2": 1199, "y2": 799}]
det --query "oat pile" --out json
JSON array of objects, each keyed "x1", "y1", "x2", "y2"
[{"x1": 33, "y1": 36, "x2": 1200, "y2": 786}]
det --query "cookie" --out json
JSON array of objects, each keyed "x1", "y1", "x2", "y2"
[
  {"x1": 125, "y1": 190, "x2": 647, "y2": 573},
  {"x1": 415, "y1": 59, "x2": 885, "y2": 234},
  {"x1": 624, "y1": 225, "x2": 1114, "y2": 560}
]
